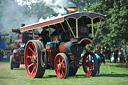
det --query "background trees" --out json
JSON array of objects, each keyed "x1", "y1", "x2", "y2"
[
  {"x1": 0, "y1": 0, "x2": 127, "y2": 50},
  {"x1": 84, "y1": 0, "x2": 128, "y2": 50}
]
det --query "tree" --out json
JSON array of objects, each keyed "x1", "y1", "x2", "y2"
[
  {"x1": 69, "y1": 0, "x2": 98, "y2": 10},
  {"x1": 84, "y1": 0, "x2": 128, "y2": 49}
]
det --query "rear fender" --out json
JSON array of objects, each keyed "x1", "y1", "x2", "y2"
[{"x1": 79, "y1": 38, "x2": 93, "y2": 46}]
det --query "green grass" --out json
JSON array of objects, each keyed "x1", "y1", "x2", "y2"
[{"x1": 0, "y1": 61, "x2": 128, "y2": 85}]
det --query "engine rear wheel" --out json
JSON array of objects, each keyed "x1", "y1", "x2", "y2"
[
  {"x1": 54, "y1": 53, "x2": 69, "y2": 79},
  {"x1": 24, "y1": 40, "x2": 45, "y2": 78},
  {"x1": 82, "y1": 52, "x2": 98, "y2": 76}
]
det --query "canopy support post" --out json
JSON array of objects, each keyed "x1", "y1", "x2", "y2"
[
  {"x1": 76, "y1": 19, "x2": 78, "y2": 38},
  {"x1": 60, "y1": 23, "x2": 66, "y2": 32},
  {"x1": 66, "y1": 20, "x2": 75, "y2": 38},
  {"x1": 48, "y1": 26, "x2": 51, "y2": 37},
  {"x1": 32, "y1": 29, "x2": 35, "y2": 39},
  {"x1": 91, "y1": 19, "x2": 94, "y2": 37}
]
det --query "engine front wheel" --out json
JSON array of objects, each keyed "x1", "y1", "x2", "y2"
[
  {"x1": 82, "y1": 52, "x2": 98, "y2": 76},
  {"x1": 10, "y1": 55, "x2": 14, "y2": 70},
  {"x1": 10, "y1": 55, "x2": 20, "y2": 70},
  {"x1": 54, "y1": 53, "x2": 69, "y2": 79}
]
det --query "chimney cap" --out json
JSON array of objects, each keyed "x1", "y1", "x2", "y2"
[
  {"x1": 67, "y1": 2, "x2": 77, "y2": 13},
  {"x1": 21, "y1": 24, "x2": 25, "y2": 27}
]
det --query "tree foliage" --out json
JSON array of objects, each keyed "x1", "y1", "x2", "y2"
[
  {"x1": 84, "y1": 0, "x2": 128, "y2": 49},
  {"x1": 69, "y1": 0, "x2": 98, "y2": 10}
]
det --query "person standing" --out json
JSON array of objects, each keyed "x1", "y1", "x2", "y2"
[
  {"x1": 10, "y1": 45, "x2": 14, "y2": 55},
  {"x1": 6, "y1": 45, "x2": 11, "y2": 61},
  {"x1": 95, "y1": 54, "x2": 101, "y2": 73},
  {"x1": 94, "y1": 46, "x2": 101, "y2": 56},
  {"x1": 113, "y1": 48, "x2": 119, "y2": 63},
  {"x1": 100, "y1": 49, "x2": 105, "y2": 63}
]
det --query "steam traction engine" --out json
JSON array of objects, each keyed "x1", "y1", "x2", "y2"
[
  {"x1": 10, "y1": 27, "x2": 38, "y2": 69},
  {"x1": 21, "y1": 12, "x2": 106, "y2": 78}
]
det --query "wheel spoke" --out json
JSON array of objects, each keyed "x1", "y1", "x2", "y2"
[
  {"x1": 87, "y1": 56, "x2": 89, "y2": 62},
  {"x1": 27, "y1": 56, "x2": 31, "y2": 59},
  {"x1": 34, "y1": 53, "x2": 37, "y2": 60},
  {"x1": 62, "y1": 59, "x2": 64, "y2": 63},
  {"x1": 90, "y1": 62, "x2": 93, "y2": 66},
  {"x1": 58, "y1": 57, "x2": 61, "y2": 63},
  {"x1": 29, "y1": 47, "x2": 34, "y2": 54},
  {"x1": 57, "y1": 69, "x2": 60, "y2": 74},
  {"x1": 31, "y1": 65, "x2": 36, "y2": 75},
  {"x1": 61, "y1": 69, "x2": 65, "y2": 76},
  {"x1": 34, "y1": 46, "x2": 36, "y2": 52},
  {"x1": 61, "y1": 63, "x2": 65, "y2": 69},
  {"x1": 28, "y1": 63, "x2": 34, "y2": 68}
]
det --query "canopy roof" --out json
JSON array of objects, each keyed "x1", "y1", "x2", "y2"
[{"x1": 20, "y1": 12, "x2": 106, "y2": 32}]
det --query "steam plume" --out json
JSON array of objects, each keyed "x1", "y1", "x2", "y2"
[{"x1": 0, "y1": 0, "x2": 38, "y2": 34}]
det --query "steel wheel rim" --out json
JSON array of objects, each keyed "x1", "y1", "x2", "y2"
[
  {"x1": 54, "y1": 55, "x2": 66, "y2": 78},
  {"x1": 25, "y1": 41, "x2": 38, "y2": 78},
  {"x1": 82, "y1": 53, "x2": 94, "y2": 76}
]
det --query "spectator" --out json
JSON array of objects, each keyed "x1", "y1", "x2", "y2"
[
  {"x1": 104, "y1": 47, "x2": 109, "y2": 60},
  {"x1": 94, "y1": 46, "x2": 101, "y2": 56},
  {"x1": 113, "y1": 48, "x2": 119, "y2": 63},
  {"x1": 0, "y1": 50, "x2": 3, "y2": 61},
  {"x1": 126, "y1": 54, "x2": 128, "y2": 67},
  {"x1": 95, "y1": 54, "x2": 101, "y2": 73},
  {"x1": 100, "y1": 49, "x2": 105, "y2": 64},
  {"x1": 10, "y1": 45, "x2": 14, "y2": 55},
  {"x1": 6, "y1": 45, "x2": 11, "y2": 60},
  {"x1": 118, "y1": 49, "x2": 124, "y2": 63}
]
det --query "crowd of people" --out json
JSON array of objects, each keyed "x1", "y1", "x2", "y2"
[
  {"x1": 0, "y1": 45, "x2": 14, "y2": 61},
  {"x1": 94, "y1": 46, "x2": 127, "y2": 64},
  {"x1": 93, "y1": 45, "x2": 128, "y2": 74}
]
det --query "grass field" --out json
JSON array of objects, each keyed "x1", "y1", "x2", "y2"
[{"x1": 0, "y1": 61, "x2": 128, "y2": 85}]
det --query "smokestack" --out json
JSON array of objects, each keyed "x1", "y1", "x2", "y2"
[
  {"x1": 21, "y1": 24, "x2": 25, "y2": 27},
  {"x1": 21, "y1": 24, "x2": 28, "y2": 43}
]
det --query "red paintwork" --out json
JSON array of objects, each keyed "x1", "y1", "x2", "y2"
[
  {"x1": 79, "y1": 38, "x2": 93, "y2": 46},
  {"x1": 20, "y1": 17, "x2": 64, "y2": 32},
  {"x1": 47, "y1": 49, "x2": 58, "y2": 62},
  {"x1": 12, "y1": 28, "x2": 21, "y2": 34},
  {"x1": 14, "y1": 46, "x2": 18, "y2": 49},
  {"x1": 46, "y1": 45, "x2": 58, "y2": 62},
  {"x1": 12, "y1": 28, "x2": 22, "y2": 47},
  {"x1": 14, "y1": 53, "x2": 21, "y2": 59},
  {"x1": 59, "y1": 42, "x2": 67, "y2": 53}
]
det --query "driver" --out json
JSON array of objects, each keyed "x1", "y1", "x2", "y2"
[{"x1": 39, "y1": 28, "x2": 49, "y2": 43}]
